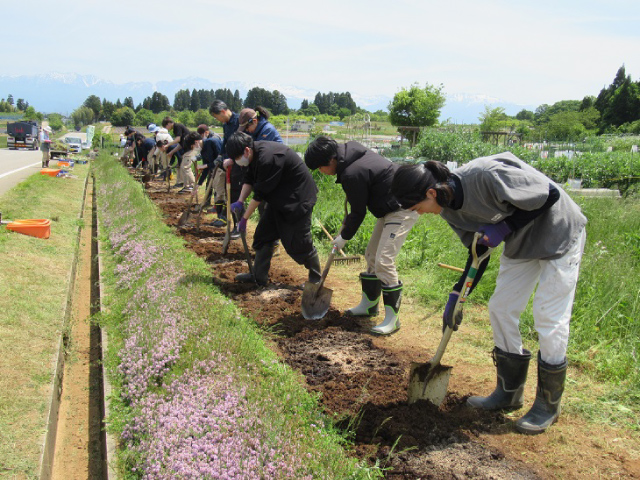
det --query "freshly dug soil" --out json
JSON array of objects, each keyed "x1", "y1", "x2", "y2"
[{"x1": 142, "y1": 176, "x2": 640, "y2": 479}]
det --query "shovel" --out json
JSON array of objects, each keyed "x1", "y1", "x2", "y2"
[
  {"x1": 301, "y1": 247, "x2": 337, "y2": 320},
  {"x1": 222, "y1": 167, "x2": 232, "y2": 254},
  {"x1": 239, "y1": 229, "x2": 254, "y2": 280},
  {"x1": 407, "y1": 232, "x2": 493, "y2": 405},
  {"x1": 195, "y1": 164, "x2": 219, "y2": 231}
]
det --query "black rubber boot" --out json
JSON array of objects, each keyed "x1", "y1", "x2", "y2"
[
  {"x1": 467, "y1": 347, "x2": 532, "y2": 410},
  {"x1": 235, "y1": 243, "x2": 274, "y2": 286},
  {"x1": 371, "y1": 282, "x2": 402, "y2": 335},
  {"x1": 346, "y1": 273, "x2": 382, "y2": 316},
  {"x1": 515, "y1": 353, "x2": 567, "y2": 434},
  {"x1": 303, "y1": 252, "x2": 322, "y2": 284}
]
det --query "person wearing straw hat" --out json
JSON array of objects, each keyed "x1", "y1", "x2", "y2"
[
  {"x1": 39, "y1": 126, "x2": 52, "y2": 167},
  {"x1": 390, "y1": 152, "x2": 587, "y2": 434},
  {"x1": 304, "y1": 136, "x2": 418, "y2": 335}
]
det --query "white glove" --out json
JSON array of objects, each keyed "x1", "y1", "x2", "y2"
[{"x1": 332, "y1": 235, "x2": 347, "y2": 250}]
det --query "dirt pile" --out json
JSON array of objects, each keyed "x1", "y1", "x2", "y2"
[{"x1": 145, "y1": 178, "x2": 541, "y2": 479}]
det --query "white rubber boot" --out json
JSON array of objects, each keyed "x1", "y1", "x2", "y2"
[
  {"x1": 345, "y1": 273, "x2": 381, "y2": 316},
  {"x1": 371, "y1": 283, "x2": 402, "y2": 335}
]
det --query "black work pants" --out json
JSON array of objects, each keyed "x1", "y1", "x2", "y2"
[{"x1": 252, "y1": 203, "x2": 316, "y2": 264}]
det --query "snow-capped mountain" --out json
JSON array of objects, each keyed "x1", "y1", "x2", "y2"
[{"x1": 0, "y1": 73, "x2": 535, "y2": 123}]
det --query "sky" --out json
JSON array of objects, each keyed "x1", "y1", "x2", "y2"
[{"x1": 2, "y1": 0, "x2": 640, "y2": 107}]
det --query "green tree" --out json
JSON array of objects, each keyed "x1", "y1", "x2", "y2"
[
  {"x1": 388, "y1": 82, "x2": 445, "y2": 128},
  {"x1": 479, "y1": 106, "x2": 508, "y2": 131},
  {"x1": 83, "y1": 95, "x2": 102, "y2": 122},
  {"x1": 134, "y1": 108, "x2": 155, "y2": 127},
  {"x1": 110, "y1": 107, "x2": 135, "y2": 127},
  {"x1": 7, "y1": 94, "x2": 14, "y2": 106},
  {"x1": 193, "y1": 109, "x2": 213, "y2": 126},
  {"x1": 177, "y1": 110, "x2": 194, "y2": 127},
  {"x1": 515, "y1": 109, "x2": 534, "y2": 121},
  {"x1": 23, "y1": 106, "x2": 43, "y2": 122},
  {"x1": 102, "y1": 98, "x2": 116, "y2": 121},
  {"x1": 47, "y1": 113, "x2": 64, "y2": 131},
  {"x1": 123, "y1": 97, "x2": 135, "y2": 109},
  {"x1": 71, "y1": 106, "x2": 94, "y2": 128},
  {"x1": 174, "y1": 89, "x2": 191, "y2": 111},
  {"x1": 16, "y1": 98, "x2": 27, "y2": 111}
]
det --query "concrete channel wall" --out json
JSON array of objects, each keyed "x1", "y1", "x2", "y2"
[{"x1": 38, "y1": 174, "x2": 90, "y2": 480}]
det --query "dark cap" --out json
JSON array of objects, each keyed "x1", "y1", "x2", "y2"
[{"x1": 237, "y1": 108, "x2": 257, "y2": 132}]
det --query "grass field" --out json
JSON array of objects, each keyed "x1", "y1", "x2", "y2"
[{"x1": 0, "y1": 164, "x2": 89, "y2": 477}]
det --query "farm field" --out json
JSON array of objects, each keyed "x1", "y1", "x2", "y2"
[{"x1": 128, "y1": 171, "x2": 640, "y2": 479}]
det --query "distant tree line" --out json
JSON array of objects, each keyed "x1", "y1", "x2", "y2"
[
  {"x1": 71, "y1": 87, "x2": 368, "y2": 128},
  {"x1": 477, "y1": 65, "x2": 640, "y2": 142}
]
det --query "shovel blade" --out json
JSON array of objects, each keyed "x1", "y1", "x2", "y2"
[
  {"x1": 301, "y1": 282, "x2": 333, "y2": 320},
  {"x1": 407, "y1": 361, "x2": 453, "y2": 406},
  {"x1": 177, "y1": 209, "x2": 191, "y2": 226}
]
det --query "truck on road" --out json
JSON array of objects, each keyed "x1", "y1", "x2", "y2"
[{"x1": 7, "y1": 121, "x2": 39, "y2": 150}]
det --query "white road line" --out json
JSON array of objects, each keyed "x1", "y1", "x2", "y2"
[{"x1": 0, "y1": 162, "x2": 42, "y2": 180}]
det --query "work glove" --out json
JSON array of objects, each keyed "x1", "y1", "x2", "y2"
[
  {"x1": 478, "y1": 221, "x2": 512, "y2": 247},
  {"x1": 332, "y1": 234, "x2": 347, "y2": 250},
  {"x1": 443, "y1": 291, "x2": 463, "y2": 332},
  {"x1": 238, "y1": 217, "x2": 247, "y2": 234},
  {"x1": 230, "y1": 201, "x2": 245, "y2": 217}
]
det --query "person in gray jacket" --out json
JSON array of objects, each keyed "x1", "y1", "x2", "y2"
[
  {"x1": 305, "y1": 136, "x2": 418, "y2": 335},
  {"x1": 391, "y1": 152, "x2": 587, "y2": 435}
]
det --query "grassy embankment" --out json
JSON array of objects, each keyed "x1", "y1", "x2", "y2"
[
  {"x1": 0, "y1": 164, "x2": 89, "y2": 477},
  {"x1": 94, "y1": 157, "x2": 375, "y2": 478},
  {"x1": 310, "y1": 146, "x2": 640, "y2": 431}
]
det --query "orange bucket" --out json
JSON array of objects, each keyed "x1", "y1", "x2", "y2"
[
  {"x1": 5, "y1": 219, "x2": 51, "y2": 239},
  {"x1": 57, "y1": 161, "x2": 70, "y2": 167},
  {"x1": 41, "y1": 168, "x2": 61, "y2": 177}
]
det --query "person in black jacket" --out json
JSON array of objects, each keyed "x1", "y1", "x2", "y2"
[
  {"x1": 305, "y1": 136, "x2": 418, "y2": 335},
  {"x1": 225, "y1": 132, "x2": 321, "y2": 287}
]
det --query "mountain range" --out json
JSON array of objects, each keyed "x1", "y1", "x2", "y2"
[{"x1": 0, "y1": 73, "x2": 535, "y2": 124}]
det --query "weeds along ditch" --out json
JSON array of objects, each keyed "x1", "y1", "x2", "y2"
[{"x1": 93, "y1": 158, "x2": 369, "y2": 479}]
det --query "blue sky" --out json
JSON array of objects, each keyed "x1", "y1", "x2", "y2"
[{"x1": 2, "y1": 0, "x2": 639, "y2": 107}]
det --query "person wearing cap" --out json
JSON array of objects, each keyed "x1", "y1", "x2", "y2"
[
  {"x1": 209, "y1": 100, "x2": 242, "y2": 238},
  {"x1": 39, "y1": 126, "x2": 52, "y2": 168},
  {"x1": 391, "y1": 153, "x2": 587, "y2": 434},
  {"x1": 162, "y1": 117, "x2": 191, "y2": 188},
  {"x1": 304, "y1": 136, "x2": 418, "y2": 335},
  {"x1": 226, "y1": 131, "x2": 321, "y2": 287},
  {"x1": 196, "y1": 124, "x2": 226, "y2": 226},
  {"x1": 238, "y1": 106, "x2": 283, "y2": 143}
]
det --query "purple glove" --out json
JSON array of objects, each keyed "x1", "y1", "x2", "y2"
[
  {"x1": 238, "y1": 217, "x2": 247, "y2": 234},
  {"x1": 478, "y1": 221, "x2": 512, "y2": 247},
  {"x1": 443, "y1": 291, "x2": 463, "y2": 332},
  {"x1": 230, "y1": 201, "x2": 245, "y2": 217}
]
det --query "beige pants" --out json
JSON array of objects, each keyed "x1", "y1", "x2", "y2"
[
  {"x1": 180, "y1": 155, "x2": 196, "y2": 188},
  {"x1": 212, "y1": 166, "x2": 226, "y2": 203},
  {"x1": 363, "y1": 209, "x2": 419, "y2": 286}
]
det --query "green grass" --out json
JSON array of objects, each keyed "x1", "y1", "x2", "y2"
[
  {"x1": 94, "y1": 158, "x2": 376, "y2": 478},
  {"x1": 310, "y1": 166, "x2": 640, "y2": 429},
  {"x1": 0, "y1": 164, "x2": 89, "y2": 477},
  {"x1": 0, "y1": 135, "x2": 6, "y2": 148}
]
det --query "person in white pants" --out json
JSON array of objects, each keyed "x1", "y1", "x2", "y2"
[
  {"x1": 391, "y1": 152, "x2": 587, "y2": 435},
  {"x1": 305, "y1": 136, "x2": 418, "y2": 335}
]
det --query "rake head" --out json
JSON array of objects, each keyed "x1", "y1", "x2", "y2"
[{"x1": 332, "y1": 254, "x2": 361, "y2": 265}]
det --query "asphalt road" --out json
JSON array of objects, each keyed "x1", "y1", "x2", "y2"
[{"x1": 0, "y1": 148, "x2": 43, "y2": 197}]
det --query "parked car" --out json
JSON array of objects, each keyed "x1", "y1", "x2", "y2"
[{"x1": 65, "y1": 136, "x2": 83, "y2": 153}]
